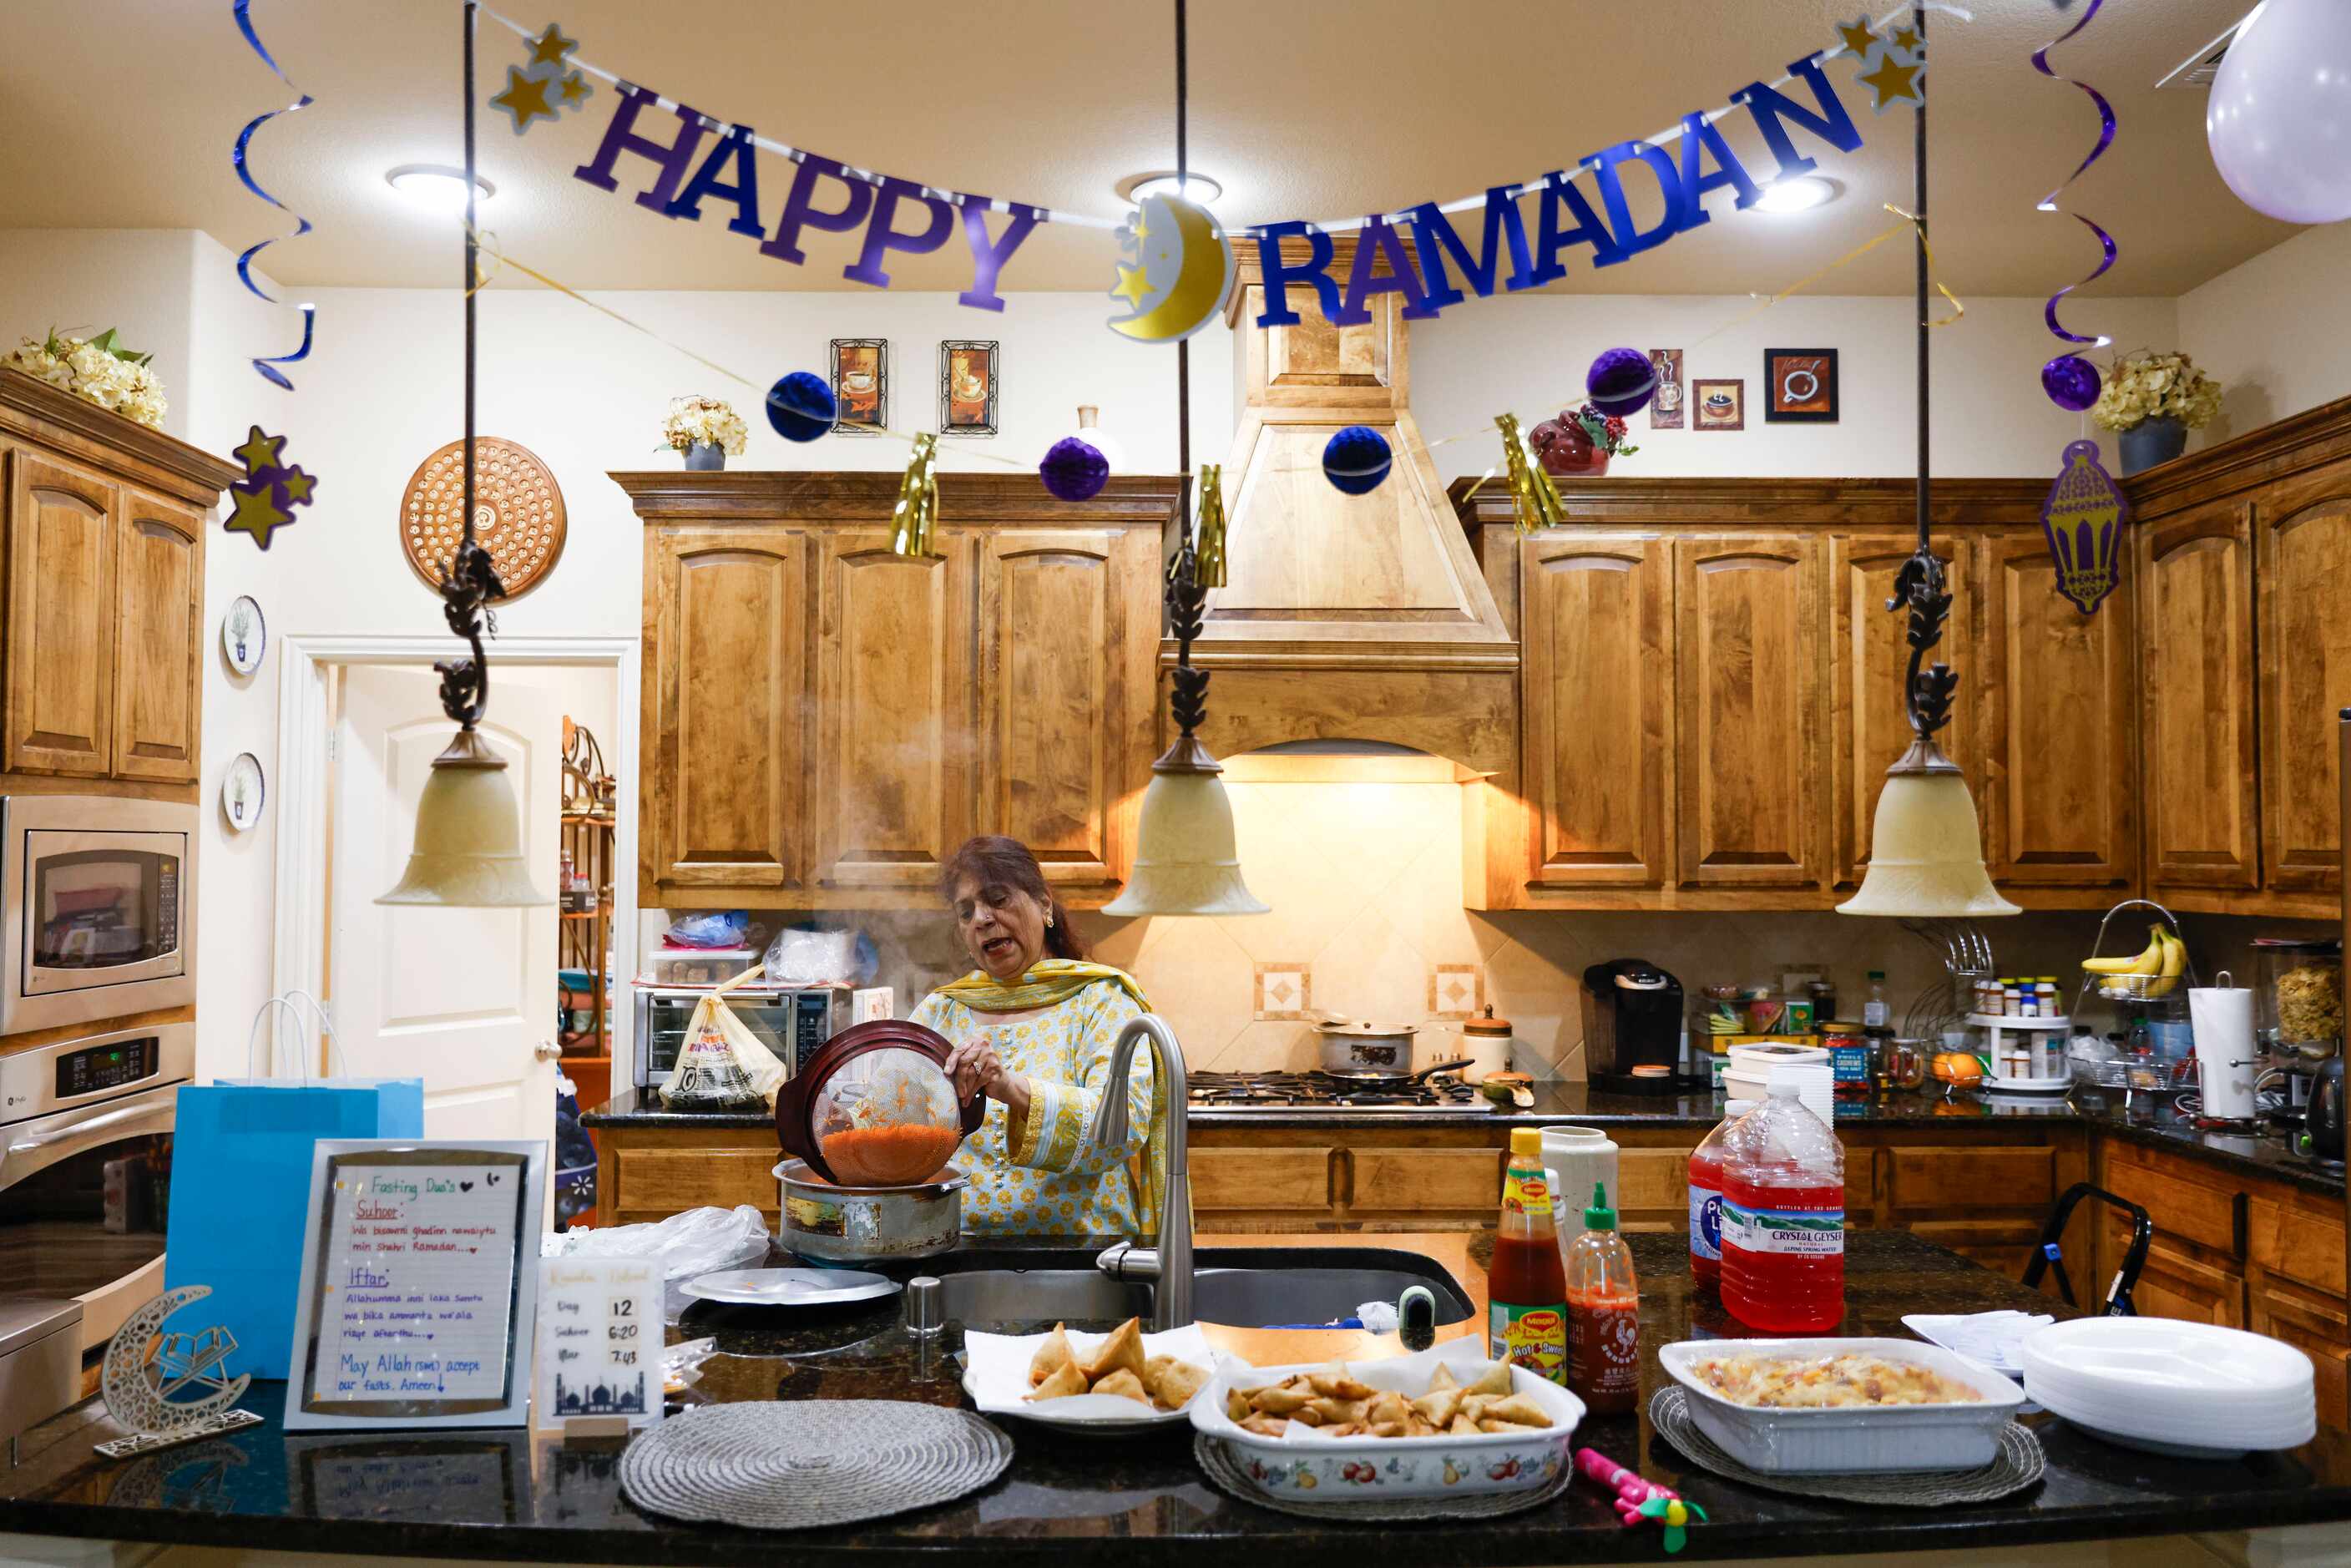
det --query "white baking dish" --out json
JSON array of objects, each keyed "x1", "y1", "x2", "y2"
[
  {"x1": 1659, "y1": 1337, "x2": 2023, "y2": 1474},
  {"x1": 1189, "y1": 1343, "x2": 1584, "y2": 1501}
]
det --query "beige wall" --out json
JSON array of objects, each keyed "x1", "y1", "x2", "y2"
[{"x1": 2177, "y1": 218, "x2": 2351, "y2": 449}]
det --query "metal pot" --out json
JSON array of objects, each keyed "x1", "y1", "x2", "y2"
[
  {"x1": 1315, "y1": 1015, "x2": 1420, "y2": 1077},
  {"x1": 773, "y1": 1159, "x2": 965, "y2": 1262}
]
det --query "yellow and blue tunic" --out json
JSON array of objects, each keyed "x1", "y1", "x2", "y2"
[{"x1": 909, "y1": 961, "x2": 1162, "y2": 1237}]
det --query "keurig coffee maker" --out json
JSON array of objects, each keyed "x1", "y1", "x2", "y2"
[{"x1": 1582, "y1": 959, "x2": 1691, "y2": 1095}]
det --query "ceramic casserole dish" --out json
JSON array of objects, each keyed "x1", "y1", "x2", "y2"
[{"x1": 1658, "y1": 1337, "x2": 2023, "y2": 1474}]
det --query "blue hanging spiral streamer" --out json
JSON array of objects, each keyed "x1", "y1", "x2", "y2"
[{"x1": 231, "y1": 0, "x2": 316, "y2": 389}]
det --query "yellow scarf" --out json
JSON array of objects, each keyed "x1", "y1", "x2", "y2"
[{"x1": 931, "y1": 959, "x2": 1166, "y2": 1230}]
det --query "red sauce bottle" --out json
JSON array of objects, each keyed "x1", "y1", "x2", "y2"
[
  {"x1": 1566, "y1": 1181, "x2": 1641, "y2": 1415},
  {"x1": 1489, "y1": 1128, "x2": 1569, "y2": 1384}
]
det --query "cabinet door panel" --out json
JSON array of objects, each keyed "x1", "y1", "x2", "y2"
[
  {"x1": 2259, "y1": 496, "x2": 2351, "y2": 893},
  {"x1": 1522, "y1": 536, "x2": 1670, "y2": 886},
  {"x1": 813, "y1": 533, "x2": 973, "y2": 888},
  {"x1": 1980, "y1": 531, "x2": 2135, "y2": 885},
  {"x1": 2111, "y1": 1224, "x2": 2244, "y2": 1328},
  {"x1": 1831, "y1": 536, "x2": 1969, "y2": 888},
  {"x1": 644, "y1": 530, "x2": 805, "y2": 891},
  {"x1": 2141, "y1": 508, "x2": 2258, "y2": 888},
  {"x1": 112, "y1": 494, "x2": 203, "y2": 783},
  {"x1": 1674, "y1": 537, "x2": 1823, "y2": 887},
  {"x1": 1191, "y1": 1147, "x2": 1335, "y2": 1212},
  {"x1": 977, "y1": 530, "x2": 1155, "y2": 887},
  {"x1": 1350, "y1": 1148, "x2": 1503, "y2": 1212},
  {"x1": 5, "y1": 451, "x2": 117, "y2": 775}
]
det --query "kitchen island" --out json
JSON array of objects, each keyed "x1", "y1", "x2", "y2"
[{"x1": 5, "y1": 1230, "x2": 2348, "y2": 1565}]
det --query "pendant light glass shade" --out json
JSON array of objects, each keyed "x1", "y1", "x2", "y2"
[
  {"x1": 377, "y1": 728, "x2": 550, "y2": 907},
  {"x1": 1102, "y1": 738, "x2": 1267, "y2": 917},
  {"x1": 1837, "y1": 739, "x2": 2019, "y2": 918}
]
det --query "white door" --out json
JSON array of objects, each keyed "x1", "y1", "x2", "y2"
[{"x1": 330, "y1": 665, "x2": 562, "y2": 1169}]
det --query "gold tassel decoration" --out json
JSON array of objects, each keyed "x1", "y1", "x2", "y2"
[
  {"x1": 1494, "y1": 413, "x2": 1566, "y2": 534},
  {"x1": 887, "y1": 432, "x2": 941, "y2": 558},
  {"x1": 1193, "y1": 463, "x2": 1228, "y2": 589}
]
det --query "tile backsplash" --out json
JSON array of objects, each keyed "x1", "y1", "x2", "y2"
[{"x1": 642, "y1": 752, "x2": 2331, "y2": 1080}]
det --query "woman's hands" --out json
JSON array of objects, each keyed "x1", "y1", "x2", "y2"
[{"x1": 945, "y1": 1034, "x2": 1032, "y2": 1125}]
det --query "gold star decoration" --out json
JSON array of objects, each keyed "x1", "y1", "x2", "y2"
[
  {"x1": 223, "y1": 481, "x2": 294, "y2": 551},
  {"x1": 1111, "y1": 266, "x2": 1153, "y2": 308},
  {"x1": 1892, "y1": 25, "x2": 1921, "y2": 50},
  {"x1": 557, "y1": 69, "x2": 589, "y2": 107},
  {"x1": 1835, "y1": 17, "x2": 1880, "y2": 56},
  {"x1": 276, "y1": 466, "x2": 316, "y2": 506},
  {"x1": 491, "y1": 64, "x2": 559, "y2": 134},
  {"x1": 527, "y1": 23, "x2": 577, "y2": 66},
  {"x1": 234, "y1": 424, "x2": 285, "y2": 473},
  {"x1": 1858, "y1": 50, "x2": 1925, "y2": 111}
]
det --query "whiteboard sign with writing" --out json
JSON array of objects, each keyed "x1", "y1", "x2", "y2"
[
  {"x1": 284, "y1": 1141, "x2": 546, "y2": 1430},
  {"x1": 534, "y1": 1257, "x2": 661, "y2": 1429}
]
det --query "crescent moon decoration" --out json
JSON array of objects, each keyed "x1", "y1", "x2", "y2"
[
  {"x1": 1106, "y1": 194, "x2": 1234, "y2": 344},
  {"x1": 94, "y1": 1287, "x2": 264, "y2": 1460}
]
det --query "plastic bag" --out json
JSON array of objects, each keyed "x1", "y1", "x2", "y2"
[
  {"x1": 660, "y1": 967, "x2": 786, "y2": 1110},
  {"x1": 763, "y1": 926, "x2": 862, "y2": 985},
  {"x1": 665, "y1": 909, "x2": 752, "y2": 949},
  {"x1": 544, "y1": 1204, "x2": 771, "y2": 1279}
]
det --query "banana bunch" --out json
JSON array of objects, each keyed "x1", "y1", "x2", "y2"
[{"x1": 2081, "y1": 923, "x2": 2188, "y2": 998}]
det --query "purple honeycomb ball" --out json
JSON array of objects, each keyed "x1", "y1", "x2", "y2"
[
  {"x1": 2041, "y1": 354, "x2": 2103, "y2": 413},
  {"x1": 1585, "y1": 346, "x2": 1658, "y2": 417},
  {"x1": 1039, "y1": 436, "x2": 1110, "y2": 502}
]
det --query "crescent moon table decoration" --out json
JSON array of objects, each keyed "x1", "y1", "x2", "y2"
[{"x1": 94, "y1": 1286, "x2": 264, "y2": 1459}]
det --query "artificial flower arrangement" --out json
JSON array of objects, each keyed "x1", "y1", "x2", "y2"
[
  {"x1": 660, "y1": 394, "x2": 748, "y2": 455},
  {"x1": 3, "y1": 328, "x2": 167, "y2": 429},
  {"x1": 1573, "y1": 402, "x2": 1639, "y2": 459},
  {"x1": 2090, "y1": 351, "x2": 2222, "y2": 433}
]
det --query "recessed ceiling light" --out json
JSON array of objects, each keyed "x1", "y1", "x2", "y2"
[
  {"x1": 385, "y1": 164, "x2": 497, "y2": 211},
  {"x1": 1116, "y1": 170, "x2": 1225, "y2": 207},
  {"x1": 1755, "y1": 175, "x2": 1839, "y2": 214}
]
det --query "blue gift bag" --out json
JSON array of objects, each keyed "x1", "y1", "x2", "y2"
[{"x1": 164, "y1": 995, "x2": 422, "y2": 1378}]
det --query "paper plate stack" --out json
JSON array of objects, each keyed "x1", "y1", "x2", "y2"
[{"x1": 2020, "y1": 1318, "x2": 2316, "y2": 1459}]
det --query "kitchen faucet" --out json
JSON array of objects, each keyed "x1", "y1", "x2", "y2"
[{"x1": 1087, "y1": 1014, "x2": 1192, "y2": 1330}]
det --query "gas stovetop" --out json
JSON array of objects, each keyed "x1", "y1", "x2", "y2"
[{"x1": 1186, "y1": 1070, "x2": 1494, "y2": 1115}]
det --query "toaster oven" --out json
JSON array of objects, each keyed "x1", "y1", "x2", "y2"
[{"x1": 633, "y1": 984, "x2": 852, "y2": 1088}]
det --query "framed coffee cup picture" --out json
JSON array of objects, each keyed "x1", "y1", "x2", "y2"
[
  {"x1": 830, "y1": 339, "x2": 887, "y2": 434},
  {"x1": 1763, "y1": 348, "x2": 1838, "y2": 423},
  {"x1": 938, "y1": 341, "x2": 999, "y2": 436}
]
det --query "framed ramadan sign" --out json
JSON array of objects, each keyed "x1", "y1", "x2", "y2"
[
  {"x1": 283, "y1": 1141, "x2": 546, "y2": 1430},
  {"x1": 938, "y1": 340, "x2": 999, "y2": 436},
  {"x1": 1763, "y1": 347, "x2": 1839, "y2": 423},
  {"x1": 829, "y1": 338, "x2": 887, "y2": 433}
]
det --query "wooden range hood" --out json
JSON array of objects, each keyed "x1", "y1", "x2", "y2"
[{"x1": 1175, "y1": 233, "x2": 1519, "y2": 780}]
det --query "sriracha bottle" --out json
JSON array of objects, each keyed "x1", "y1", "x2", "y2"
[
  {"x1": 1566, "y1": 1181, "x2": 1640, "y2": 1414},
  {"x1": 1489, "y1": 1128, "x2": 1569, "y2": 1384}
]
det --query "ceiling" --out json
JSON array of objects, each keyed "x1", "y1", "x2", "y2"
[{"x1": 0, "y1": 0, "x2": 2291, "y2": 299}]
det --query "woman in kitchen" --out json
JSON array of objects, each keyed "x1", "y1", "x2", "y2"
[{"x1": 912, "y1": 836, "x2": 1162, "y2": 1236}]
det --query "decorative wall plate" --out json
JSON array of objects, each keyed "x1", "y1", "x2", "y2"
[
  {"x1": 397, "y1": 437, "x2": 566, "y2": 602},
  {"x1": 220, "y1": 594, "x2": 266, "y2": 675},
  {"x1": 221, "y1": 752, "x2": 266, "y2": 833}
]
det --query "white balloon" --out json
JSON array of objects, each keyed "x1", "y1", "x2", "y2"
[{"x1": 2207, "y1": 0, "x2": 2351, "y2": 224}]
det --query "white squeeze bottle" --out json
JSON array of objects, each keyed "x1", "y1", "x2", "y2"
[
  {"x1": 1862, "y1": 971, "x2": 1890, "y2": 1029},
  {"x1": 1541, "y1": 1125, "x2": 1618, "y2": 1258}
]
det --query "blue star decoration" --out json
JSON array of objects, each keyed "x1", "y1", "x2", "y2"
[
  {"x1": 493, "y1": 21, "x2": 593, "y2": 135},
  {"x1": 223, "y1": 423, "x2": 316, "y2": 551}
]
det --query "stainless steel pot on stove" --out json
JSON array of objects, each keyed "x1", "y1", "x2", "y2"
[{"x1": 1314, "y1": 1014, "x2": 1420, "y2": 1077}]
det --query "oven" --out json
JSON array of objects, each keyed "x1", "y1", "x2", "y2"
[
  {"x1": 2, "y1": 795, "x2": 196, "y2": 1036},
  {"x1": 0, "y1": 1022, "x2": 192, "y2": 1350},
  {"x1": 634, "y1": 984, "x2": 851, "y2": 1087}
]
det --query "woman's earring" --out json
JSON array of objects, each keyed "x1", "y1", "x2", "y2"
[{"x1": 1045, "y1": 912, "x2": 1055, "y2": 928}]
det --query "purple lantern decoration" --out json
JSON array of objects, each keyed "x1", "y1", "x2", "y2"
[
  {"x1": 2039, "y1": 438, "x2": 2128, "y2": 615},
  {"x1": 2040, "y1": 353, "x2": 2101, "y2": 413},
  {"x1": 1585, "y1": 346, "x2": 1658, "y2": 418},
  {"x1": 1039, "y1": 436, "x2": 1110, "y2": 502}
]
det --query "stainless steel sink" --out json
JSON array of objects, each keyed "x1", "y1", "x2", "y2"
[{"x1": 921, "y1": 1247, "x2": 1474, "y2": 1332}]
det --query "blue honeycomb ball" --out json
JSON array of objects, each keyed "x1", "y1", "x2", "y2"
[
  {"x1": 766, "y1": 371, "x2": 836, "y2": 443},
  {"x1": 1585, "y1": 346, "x2": 1657, "y2": 417},
  {"x1": 1322, "y1": 425, "x2": 1393, "y2": 495},
  {"x1": 1039, "y1": 437, "x2": 1110, "y2": 503}
]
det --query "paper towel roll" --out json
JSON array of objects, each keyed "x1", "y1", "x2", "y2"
[{"x1": 2189, "y1": 984, "x2": 2257, "y2": 1120}]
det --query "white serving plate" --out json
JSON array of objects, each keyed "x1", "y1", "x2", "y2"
[
  {"x1": 963, "y1": 1323, "x2": 1226, "y2": 1434},
  {"x1": 1901, "y1": 1313, "x2": 2052, "y2": 1377},
  {"x1": 2020, "y1": 1317, "x2": 2314, "y2": 1407},
  {"x1": 1188, "y1": 1342, "x2": 1583, "y2": 1501},
  {"x1": 2027, "y1": 1383, "x2": 2313, "y2": 1459},
  {"x1": 1658, "y1": 1338, "x2": 2023, "y2": 1474},
  {"x1": 680, "y1": 1267, "x2": 899, "y2": 1307}
]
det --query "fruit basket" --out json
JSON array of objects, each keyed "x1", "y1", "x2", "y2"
[{"x1": 2080, "y1": 900, "x2": 2196, "y2": 1010}]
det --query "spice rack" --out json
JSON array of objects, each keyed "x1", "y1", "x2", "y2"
[{"x1": 1965, "y1": 1014, "x2": 2074, "y2": 1095}]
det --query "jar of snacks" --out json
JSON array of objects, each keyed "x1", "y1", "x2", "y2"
[{"x1": 2252, "y1": 936, "x2": 2343, "y2": 1060}]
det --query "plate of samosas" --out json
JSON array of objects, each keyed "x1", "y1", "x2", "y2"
[
  {"x1": 1189, "y1": 1343, "x2": 1584, "y2": 1500},
  {"x1": 963, "y1": 1318, "x2": 1228, "y2": 1432}
]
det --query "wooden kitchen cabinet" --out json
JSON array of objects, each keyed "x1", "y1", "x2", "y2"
[
  {"x1": 1519, "y1": 534, "x2": 1671, "y2": 888},
  {"x1": 4, "y1": 449, "x2": 116, "y2": 776},
  {"x1": 2138, "y1": 504, "x2": 2259, "y2": 893},
  {"x1": 1978, "y1": 528, "x2": 2136, "y2": 890},
  {"x1": 1673, "y1": 535, "x2": 1825, "y2": 890},
  {"x1": 619, "y1": 472, "x2": 1179, "y2": 911},
  {"x1": 1829, "y1": 536, "x2": 1971, "y2": 890},
  {"x1": 2257, "y1": 491, "x2": 2351, "y2": 897},
  {"x1": 109, "y1": 493, "x2": 204, "y2": 785}
]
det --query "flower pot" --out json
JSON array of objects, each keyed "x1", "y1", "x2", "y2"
[
  {"x1": 684, "y1": 441, "x2": 726, "y2": 472},
  {"x1": 2119, "y1": 416, "x2": 2187, "y2": 477}
]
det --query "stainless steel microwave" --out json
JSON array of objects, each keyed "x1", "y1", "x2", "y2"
[
  {"x1": 2, "y1": 796, "x2": 196, "y2": 1036},
  {"x1": 634, "y1": 984, "x2": 852, "y2": 1088}
]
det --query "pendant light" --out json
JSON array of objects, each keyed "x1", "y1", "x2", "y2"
[
  {"x1": 1103, "y1": 0, "x2": 1265, "y2": 920},
  {"x1": 380, "y1": 1, "x2": 549, "y2": 909},
  {"x1": 1839, "y1": 6, "x2": 2017, "y2": 922}
]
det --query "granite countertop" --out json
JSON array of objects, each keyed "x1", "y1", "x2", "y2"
[
  {"x1": 6, "y1": 1230, "x2": 2348, "y2": 1565},
  {"x1": 586, "y1": 1084, "x2": 2346, "y2": 1198}
]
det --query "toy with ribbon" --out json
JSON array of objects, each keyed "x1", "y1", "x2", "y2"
[
  {"x1": 2039, "y1": 438, "x2": 2127, "y2": 615},
  {"x1": 222, "y1": 424, "x2": 317, "y2": 552},
  {"x1": 2030, "y1": 0, "x2": 2116, "y2": 410},
  {"x1": 229, "y1": 0, "x2": 315, "y2": 390},
  {"x1": 1575, "y1": 1448, "x2": 1705, "y2": 1553}
]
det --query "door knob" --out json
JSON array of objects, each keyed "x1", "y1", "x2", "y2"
[{"x1": 535, "y1": 1038, "x2": 563, "y2": 1062}]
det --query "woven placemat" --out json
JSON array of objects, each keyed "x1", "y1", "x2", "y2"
[
  {"x1": 1192, "y1": 1434, "x2": 1576, "y2": 1523},
  {"x1": 1649, "y1": 1387, "x2": 2044, "y2": 1507},
  {"x1": 620, "y1": 1400, "x2": 1012, "y2": 1530}
]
